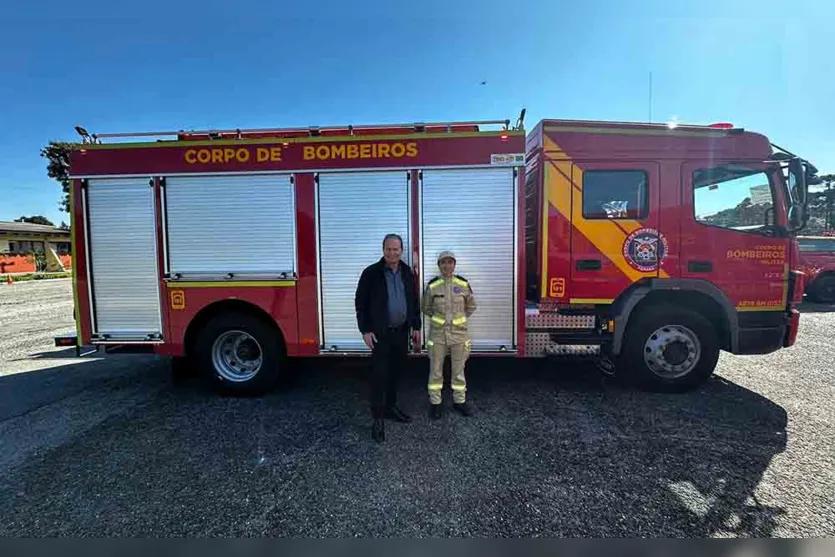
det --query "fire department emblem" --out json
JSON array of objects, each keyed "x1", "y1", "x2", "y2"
[
  {"x1": 623, "y1": 228, "x2": 668, "y2": 272},
  {"x1": 453, "y1": 286, "x2": 463, "y2": 294}
]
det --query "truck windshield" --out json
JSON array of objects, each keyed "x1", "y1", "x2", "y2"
[{"x1": 693, "y1": 164, "x2": 777, "y2": 232}]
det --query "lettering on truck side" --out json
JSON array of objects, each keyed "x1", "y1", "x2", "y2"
[
  {"x1": 183, "y1": 142, "x2": 419, "y2": 165},
  {"x1": 303, "y1": 142, "x2": 418, "y2": 161},
  {"x1": 185, "y1": 148, "x2": 252, "y2": 164}
]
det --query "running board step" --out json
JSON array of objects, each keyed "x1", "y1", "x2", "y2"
[
  {"x1": 525, "y1": 312, "x2": 596, "y2": 329},
  {"x1": 548, "y1": 331, "x2": 609, "y2": 345},
  {"x1": 525, "y1": 330, "x2": 609, "y2": 357}
]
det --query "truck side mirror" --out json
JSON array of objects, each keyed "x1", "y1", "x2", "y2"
[
  {"x1": 788, "y1": 205, "x2": 806, "y2": 231},
  {"x1": 764, "y1": 206, "x2": 775, "y2": 226},
  {"x1": 788, "y1": 158, "x2": 807, "y2": 205}
]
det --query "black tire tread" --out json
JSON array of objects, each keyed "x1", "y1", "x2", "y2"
[
  {"x1": 809, "y1": 273, "x2": 835, "y2": 304},
  {"x1": 620, "y1": 305, "x2": 720, "y2": 393}
]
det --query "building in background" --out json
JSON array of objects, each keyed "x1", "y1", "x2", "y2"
[{"x1": 0, "y1": 221, "x2": 71, "y2": 274}]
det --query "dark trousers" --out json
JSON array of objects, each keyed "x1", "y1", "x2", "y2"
[{"x1": 370, "y1": 324, "x2": 408, "y2": 417}]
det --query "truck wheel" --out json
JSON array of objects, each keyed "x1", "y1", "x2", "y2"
[
  {"x1": 810, "y1": 274, "x2": 835, "y2": 304},
  {"x1": 621, "y1": 306, "x2": 719, "y2": 393},
  {"x1": 194, "y1": 312, "x2": 284, "y2": 396}
]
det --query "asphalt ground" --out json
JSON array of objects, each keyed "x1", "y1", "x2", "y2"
[{"x1": 0, "y1": 279, "x2": 833, "y2": 537}]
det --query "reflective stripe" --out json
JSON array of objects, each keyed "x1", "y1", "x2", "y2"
[
  {"x1": 453, "y1": 277, "x2": 469, "y2": 289},
  {"x1": 452, "y1": 315, "x2": 467, "y2": 326},
  {"x1": 426, "y1": 339, "x2": 434, "y2": 347},
  {"x1": 465, "y1": 339, "x2": 472, "y2": 349},
  {"x1": 428, "y1": 383, "x2": 443, "y2": 391},
  {"x1": 451, "y1": 384, "x2": 466, "y2": 391},
  {"x1": 431, "y1": 315, "x2": 446, "y2": 325},
  {"x1": 429, "y1": 279, "x2": 445, "y2": 290}
]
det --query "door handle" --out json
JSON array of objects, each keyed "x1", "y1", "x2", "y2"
[
  {"x1": 576, "y1": 259, "x2": 602, "y2": 271},
  {"x1": 688, "y1": 260, "x2": 713, "y2": 273}
]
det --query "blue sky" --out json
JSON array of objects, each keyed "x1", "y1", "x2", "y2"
[{"x1": 1, "y1": 0, "x2": 832, "y2": 226}]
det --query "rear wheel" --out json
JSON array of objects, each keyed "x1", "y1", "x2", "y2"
[
  {"x1": 620, "y1": 306, "x2": 719, "y2": 393},
  {"x1": 809, "y1": 274, "x2": 835, "y2": 304},
  {"x1": 194, "y1": 312, "x2": 284, "y2": 395}
]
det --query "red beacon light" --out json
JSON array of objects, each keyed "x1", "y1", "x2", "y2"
[{"x1": 708, "y1": 122, "x2": 735, "y2": 129}]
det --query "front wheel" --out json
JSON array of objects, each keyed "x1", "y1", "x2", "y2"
[
  {"x1": 809, "y1": 274, "x2": 835, "y2": 304},
  {"x1": 194, "y1": 312, "x2": 284, "y2": 396},
  {"x1": 620, "y1": 306, "x2": 720, "y2": 393}
]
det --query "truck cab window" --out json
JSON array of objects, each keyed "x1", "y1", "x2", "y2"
[
  {"x1": 694, "y1": 165, "x2": 775, "y2": 232},
  {"x1": 582, "y1": 170, "x2": 648, "y2": 220},
  {"x1": 799, "y1": 238, "x2": 835, "y2": 253}
]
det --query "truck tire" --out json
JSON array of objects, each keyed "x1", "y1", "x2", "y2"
[
  {"x1": 620, "y1": 306, "x2": 720, "y2": 393},
  {"x1": 809, "y1": 274, "x2": 835, "y2": 304},
  {"x1": 194, "y1": 312, "x2": 284, "y2": 396}
]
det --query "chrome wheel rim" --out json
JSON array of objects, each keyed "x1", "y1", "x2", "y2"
[
  {"x1": 211, "y1": 330, "x2": 263, "y2": 382},
  {"x1": 643, "y1": 324, "x2": 701, "y2": 379}
]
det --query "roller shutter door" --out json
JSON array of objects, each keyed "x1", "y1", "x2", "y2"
[
  {"x1": 86, "y1": 178, "x2": 161, "y2": 339},
  {"x1": 318, "y1": 171, "x2": 410, "y2": 351},
  {"x1": 165, "y1": 175, "x2": 295, "y2": 277},
  {"x1": 421, "y1": 168, "x2": 516, "y2": 351}
]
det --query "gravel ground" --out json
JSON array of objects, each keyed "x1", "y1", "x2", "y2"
[{"x1": 0, "y1": 279, "x2": 833, "y2": 537}]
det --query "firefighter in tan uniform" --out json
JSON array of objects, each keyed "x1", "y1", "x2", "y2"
[{"x1": 422, "y1": 251, "x2": 476, "y2": 419}]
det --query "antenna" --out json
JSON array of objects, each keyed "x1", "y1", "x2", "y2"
[{"x1": 648, "y1": 71, "x2": 653, "y2": 123}]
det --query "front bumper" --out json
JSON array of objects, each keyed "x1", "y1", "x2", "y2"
[{"x1": 734, "y1": 310, "x2": 795, "y2": 355}]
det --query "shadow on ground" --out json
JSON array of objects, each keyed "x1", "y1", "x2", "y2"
[{"x1": 0, "y1": 355, "x2": 787, "y2": 537}]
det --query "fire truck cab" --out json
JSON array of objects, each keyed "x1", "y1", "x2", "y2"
[
  {"x1": 524, "y1": 119, "x2": 815, "y2": 391},
  {"x1": 60, "y1": 114, "x2": 816, "y2": 394}
]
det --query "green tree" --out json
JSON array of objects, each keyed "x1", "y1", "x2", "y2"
[
  {"x1": 808, "y1": 173, "x2": 835, "y2": 234},
  {"x1": 40, "y1": 141, "x2": 79, "y2": 214},
  {"x1": 14, "y1": 215, "x2": 54, "y2": 226}
]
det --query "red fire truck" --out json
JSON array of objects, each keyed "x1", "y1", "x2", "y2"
[
  {"x1": 56, "y1": 113, "x2": 817, "y2": 393},
  {"x1": 797, "y1": 235, "x2": 835, "y2": 303}
]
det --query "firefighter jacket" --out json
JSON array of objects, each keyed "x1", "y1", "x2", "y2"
[{"x1": 422, "y1": 274, "x2": 477, "y2": 344}]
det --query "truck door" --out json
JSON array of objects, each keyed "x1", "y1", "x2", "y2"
[
  {"x1": 85, "y1": 178, "x2": 162, "y2": 341},
  {"x1": 420, "y1": 167, "x2": 517, "y2": 351},
  {"x1": 317, "y1": 171, "x2": 411, "y2": 352},
  {"x1": 681, "y1": 161, "x2": 790, "y2": 311},
  {"x1": 569, "y1": 161, "x2": 661, "y2": 304}
]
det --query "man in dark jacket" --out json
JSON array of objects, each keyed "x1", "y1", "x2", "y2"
[{"x1": 355, "y1": 233, "x2": 421, "y2": 443}]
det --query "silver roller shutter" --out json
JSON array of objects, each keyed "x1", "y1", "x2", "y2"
[
  {"x1": 421, "y1": 168, "x2": 516, "y2": 351},
  {"x1": 165, "y1": 174, "x2": 296, "y2": 277},
  {"x1": 87, "y1": 178, "x2": 161, "y2": 339},
  {"x1": 318, "y1": 171, "x2": 410, "y2": 351}
]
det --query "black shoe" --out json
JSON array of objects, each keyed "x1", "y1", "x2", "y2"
[
  {"x1": 385, "y1": 405, "x2": 412, "y2": 423},
  {"x1": 372, "y1": 418, "x2": 385, "y2": 443},
  {"x1": 453, "y1": 402, "x2": 473, "y2": 417},
  {"x1": 430, "y1": 404, "x2": 443, "y2": 420}
]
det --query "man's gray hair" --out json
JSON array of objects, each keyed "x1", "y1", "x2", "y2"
[{"x1": 382, "y1": 233, "x2": 403, "y2": 249}]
